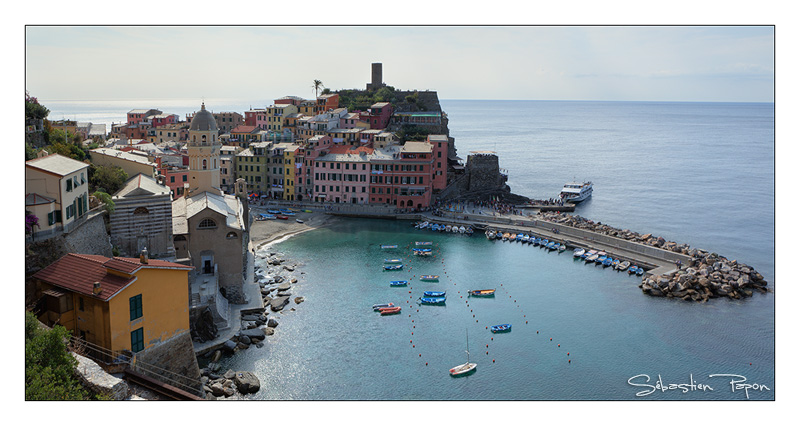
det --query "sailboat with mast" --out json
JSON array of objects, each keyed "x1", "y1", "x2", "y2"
[{"x1": 449, "y1": 329, "x2": 477, "y2": 376}]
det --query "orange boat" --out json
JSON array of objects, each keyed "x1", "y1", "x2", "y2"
[
  {"x1": 379, "y1": 306, "x2": 402, "y2": 315},
  {"x1": 469, "y1": 289, "x2": 496, "y2": 297}
]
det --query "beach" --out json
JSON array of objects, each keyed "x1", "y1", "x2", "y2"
[{"x1": 248, "y1": 205, "x2": 339, "y2": 250}]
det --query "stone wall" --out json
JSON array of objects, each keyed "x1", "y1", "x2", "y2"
[
  {"x1": 131, "y1": 331, "x2": 204, "y2": 398},
  {"x1": 73, "y1": 353, "x2": 130, "y2": 400},
  {"x1": 63, "y1": 210, "x2": 113, "y2": 257}
]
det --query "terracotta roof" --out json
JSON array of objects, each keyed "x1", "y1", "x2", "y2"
[
  {"x1": 33, "y1": 253, "x2": 191, "y2": 301},
  {"x1": 231, "y1": 125, "x2": 257, "y2": 133}
]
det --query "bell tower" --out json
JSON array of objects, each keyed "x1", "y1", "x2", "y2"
[{"x1": 187, "y1": 103, "x2": 222, "y2": 196}]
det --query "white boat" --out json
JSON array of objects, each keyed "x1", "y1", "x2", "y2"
[
  {"x1": 486, "y1": 230, "x2": 496, "y2": 239},
  {"x1": 449, "y1": 329, "x2": 477, "y2": 377},
  {"x1": 573, "y1": 248, "x2": 585, "y2": 257},
  {"x1": 445, "y1": 225, "x2": 452, "y2": 232},
  {"x1": 559, "y1": 181, "x2": 593, "y2": 203},
  {"x1": 458, "y1": 226, "x2": 466, "y2": 233}
]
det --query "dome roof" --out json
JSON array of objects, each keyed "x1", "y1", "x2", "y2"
[{"x1": 189, "y1": 103, "x2": 218, "y2": 132}]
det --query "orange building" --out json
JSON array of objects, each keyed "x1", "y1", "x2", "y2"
[{"x1": 32, "y1": 253, "x2": 193, "y2": 358}]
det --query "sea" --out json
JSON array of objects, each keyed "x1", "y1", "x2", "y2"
[{"x1": 43, "y1": 99, "x2": 775, "y2": 401}]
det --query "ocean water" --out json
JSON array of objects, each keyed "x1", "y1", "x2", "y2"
[{"x1": 45, "y1": 99, "x2": 775, "y2": 400}]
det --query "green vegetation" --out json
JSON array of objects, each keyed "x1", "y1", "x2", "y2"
[
  {"x1": 25, "y1": 311, "x2": 90, "y2": 400},
  {"x1": 25, "y1": 91, "x2": 50, "y2": 121},
  {"x1": 93, "y1": 191, "x2": 115, "y2": 214},
  {"x1": 89, "y1": 164, "x2": 128, "y2": 194},
  {"x1": 338, "y1": 86, "x2": 398, "y2": 111},
  {"x1": 396, "y1": 125, "x2": 432, "y2": 142}
]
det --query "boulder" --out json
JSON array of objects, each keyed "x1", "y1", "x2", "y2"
[
  {"x1": 224, "y1": 369, "x2": 236, "y2": 380},
  {"x1": 240, "y1": 327, "x2": 266, "y2": 341},
  {"x1": 294, "y1": 296, "x2": 305, "y2": 304},
  {"x1": 210, "y1": 383, "x2": 225, "y2": 396},
  {"x1": 234, "y1": 371, "x2": 261, "y2": 394},
  {"x1": 267, "y1": 318, "x2": 279, "y2": 328},
  {"x1": 239, "y1": 335, "x2": 251, "y2": 345},
  {"x1": 277, "y1": 283, "x2": 292, "y2": 291},
  {"x1": 222, "y1": 339, "x2": 237, "y2": 353},
  {"x1": 270, "y1": 296, "x2": 290, "y2": 311},
  {"x1": 211, "y1": 350, "x2": 222, "y2": 363}
]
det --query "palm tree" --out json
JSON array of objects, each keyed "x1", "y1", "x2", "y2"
[{"x1": 312, "y1": 79, "x2": 324, "y2": 98}]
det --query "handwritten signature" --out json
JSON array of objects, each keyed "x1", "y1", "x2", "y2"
[{"x1": 628, "y1": 374, "x2": 771, "y2": 399}]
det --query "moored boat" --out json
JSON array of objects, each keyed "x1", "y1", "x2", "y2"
[
  {"x1": 419, "y1": 296, "x2": 446, "y2": 305},
  {"x1": 384, "y1": 264, "x2": 403, "y2": 270},
  {"x1": 612, "y1": 259, "x2": 620, "y2": 268},
  {"x1": 384, "y1": 258, "x2": 402, "y2": 263},
  {"x1": 468, "y1": 289, "x2": 496, "y2": 297},
  {"x1": 415, "y1": 241, "x2": 433, "y2": 246},
  {"x1": 459, "y1": 226, "x2": 466, "y2": 233},
  {"x1": 636, "y1": 267, "x2": 645, "y2": 276},
  {"x1": 602, "y1": 257, "x2": 613, "y2": 267},
  {"x1": 490, "y1": 324, "x2": 512, "y2": 333},
  {"x1": 381, "y1": 244, "x2": 398, "y2": 249},
  {"x1": 573, "y1": 248, "x2": 586, "y2": 258},
  {"x1": 379, "y1": 306, "x2": 402, "y2": 315},
  {"x1": 486, "y1": 230, "x2": 496, "y2": 239},
  {"x1": 586, "y1": 253, "x2": 600, "y2": 263},
  {"x1": 582, "y1": 249, "x2": 597, "y2": 259},
  {"x1": 558, "y1": 243, "x2": 567, "y2": 252},
  {"x1": 372, "y1": 303, "x2": 395, "y2": 311},
  {"x1": 423, "y1": 291, "x2": 446, "y2": 297},
  {"x1": 628, "y1": 265, "x2": 639, "y2": 274},
  {"x1": 617, "y1": 260, "x2": 631, "y2": 271},
  {"x1": 595, "y1": 252, "x2": 607, "y2": 264},
  {"x1": 559, "y1": 181, "x2": 593, "y2": 203},
  {"x1": 419, "y1": 275, "x2": 439, "y2": 281},
  {"x1": 390, "y1": 280, "x2": 409, "y2": 286},
  {"x1": 450, "y1": 329, "x2": 477, "y2": 377}
]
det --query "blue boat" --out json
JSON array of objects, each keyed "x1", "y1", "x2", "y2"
[
  {"x1": 516, "y1": 233, "x2": 524, "y2": 242},
  {"x1": 419, "y1": 297, "x2": 446, "y2": 305},
  {"x1": 390, "y1": 280, "x2": 408, "y2": 286},
  {"x1": 384, "y1": 258, "x2": 402, "y2": 263},
  {"x1": 546, "y1": 241, "x2": 557, "y2": 250},
  {"x1": 602, "y1": 257, "x2": 613, "y2": 267},
  {"x1": 490, "y1": 324, "x2": 512, "y2": 333},
  {"x1": 381, "y1": 245, "x2": 398, "y2": 249},
  {"x1": 267, "y1": 209, "x2": 281, "y2": 214},
  {"x1": 540, "y1": 239, "x2": 549, "y2": 248},
  {"x1": 423, "y1": 291, "x2": 446, "y2": 297},
  {"x1": 384, "y1": 264, "x2": 403, "y2": 270},
  {"x1": 419, "y1": 275, "x2": 439, "y2": 281},
  {"x1": 636, "y1": 267, "x2": 645, "y2": 276},
  {"x1": 611, "y1": 258, "x2": 620, "y2": 268},
  {"x1": 596, "y1": 255, "x2": 608, "y2": 264},
  {"x1": 628, "y1": 265, "x2": 639, "y2": 274}
]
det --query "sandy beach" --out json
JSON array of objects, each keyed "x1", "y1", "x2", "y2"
[{"x1": 248, "y1": 206, "x2": 339, "y2": 250}]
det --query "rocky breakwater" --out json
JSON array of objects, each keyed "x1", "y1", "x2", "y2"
[
  {"x1": 536, "y1": 211, "x2": 770, "y2": 302},
  {"x1": 640, "y1": 252, "x2": 770, "y2": 303},
  {"x1": 198, "y1": 251, "x2": 306, "y2": 399}
]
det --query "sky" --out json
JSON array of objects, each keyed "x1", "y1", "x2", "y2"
[{"x1": 24, "y1": 25, "x2": 775, "y2": 103}]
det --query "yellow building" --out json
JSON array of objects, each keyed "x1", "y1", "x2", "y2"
[
  {"x1": 32, "y1": 253, "x2": 192, "y2": 356},
  {"x1": 282, "y1": 144, "x2": 300, "y2": 200}
]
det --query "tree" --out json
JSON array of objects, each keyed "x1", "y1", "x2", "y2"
[
  {"x1": 93, "y1": 191, "x2": 115, "y2": 214},
  {"x1": 25, "y1": 312, "x2": 89, "y2": 400},
  {"x1": 47, "y1": 139, "x2": 87, "y2": 162},
  {"x1": 26, "y1": 212, "x2": 40, "y2": 235},
  {"x1": 25, "y1": 91, "x2": 50, "y2": 121},
  {"x1": 312, "y1": 79, "x2": 324, "y2": 98},
  {"x1": 89, "y1": 164, "x2": 128, "y2": 194}
]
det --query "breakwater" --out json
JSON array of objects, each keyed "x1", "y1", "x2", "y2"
[{"x1": 323, "y1": 205, "x2": 769, "y2": 303}]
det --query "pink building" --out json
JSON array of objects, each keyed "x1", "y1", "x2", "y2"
[
  {"x1": 244, "y1": 108, "x2": 269, "y2": 130},
  {"x1": 360, "y1": 102, "x2": 393, "y2": 129},
  {"x1": 427, "y1": 134, "x2": 449, "y2": 191},
  {"x1": 312, "y1": 145, "x2": 373, "y2": 204},
  {"x1": 150, "y1": 113, "x2": 179, "y2": 128},
  {"x1": 368, "y1": 142, "x2": 433, "y2": 209}
]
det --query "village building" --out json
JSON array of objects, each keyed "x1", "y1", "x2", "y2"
[
  {"x1": 110, "y1": 173, "x2": 175, "y2": 258},
  {"x1": 172, "y1": 103, "x2": 250, "y2": 310},
  {"x1": 25, "y1": 154, "x2": 91, "y2": 239}
]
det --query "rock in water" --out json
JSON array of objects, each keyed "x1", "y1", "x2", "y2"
[{"x1": 234, "y1": 371, "x2": 261, "y2": 394}]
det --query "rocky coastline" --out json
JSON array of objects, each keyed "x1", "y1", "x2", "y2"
[
  {"x1": 535, "y1": 211, "x2": 770, "y2": 302},
  {"x1": 198, "y1": 250, "x2": 305, "y2": 399}
]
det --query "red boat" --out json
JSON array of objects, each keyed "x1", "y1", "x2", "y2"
[
  {"x1": 379, "y1": 306, "x2": 402, "y2": 315},
  {"x1": 276, "y1": 215, "x2": 289, "y2": 220}
]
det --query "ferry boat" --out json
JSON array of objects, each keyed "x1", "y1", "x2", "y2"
[{"x1": 559, "y1": 181, "x2": 593, "y2": 203}]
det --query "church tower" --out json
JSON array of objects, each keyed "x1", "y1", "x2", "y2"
[{"x1": 187, "y1": 103, "x2": 222, "y2": 196}]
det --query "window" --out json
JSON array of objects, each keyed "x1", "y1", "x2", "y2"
[
  {"x1": 182, "y1": 175, "x2": 188, "y2": 182},
  {"x1": 131, "y1": 328, "x2": 144, "y2": 353},
  {"x1": 66, "y1": 205, "x2": 74, "y2": 220},
  {"x1": 66, "y1": 179, "x2": 72, "y2": 192},
  {"x1": 79, "y1": 297, "x2": 84, "y2": 312},
  {"x1": 198, "y1": 218, "x2": 217, "y2": 229},
  {"x1": 133, "y1": 207, "x2": 149, "y2": 215},
  {"x1": 170, "y1": 176, "x2": 175, "y2": 183},
  {"x1": 129, "y1": 294, "x2": 143, "y2": 321},
  {"x1": 226, "y1": 232, "x2": 238, "y2": 239}
]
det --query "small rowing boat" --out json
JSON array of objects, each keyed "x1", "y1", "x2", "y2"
[
  {"x1": 490, "y1": 324, "x2": 512, "y2": 333},
  {"x1": 469, "y1": 289, "x2": 496, "y2": 297},
  {"x1": 419, "y1": 275, "x2": 439, "y2": 281},
  {"x1": 379, "y1": 306, "x2": 402, "y2": 315},
  {"x1": 390, "y1": 280, "x2": 409, "y2": 286}
]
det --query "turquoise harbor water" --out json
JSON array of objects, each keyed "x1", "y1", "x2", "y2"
[{"x1": 47, "y1": 99, "x2": 775, "y2": 400}]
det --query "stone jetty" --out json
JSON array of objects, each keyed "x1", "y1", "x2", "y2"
[{"x1": 535, "y1": 211, "x2": 770, "y2": 302}]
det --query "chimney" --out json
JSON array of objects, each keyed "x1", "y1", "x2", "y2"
[
  {"x1": 92, "y1": 282, "x2": 102, "y2": 295},
  {"x1": 140, "y1": 247, "x2": 149, "y2": 264}
]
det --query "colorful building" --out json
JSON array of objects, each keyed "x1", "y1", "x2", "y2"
[
  {"x1": 32, "y1": 253, "x2": 192, "y2": 356},
  {"x1": 90, "y1": 147, "x2": 158, "y2": 179},
  {"x1": 25, "y1": 154, "x2": 91, "y2": 238},
  {"x1": 312, "y1": 145, "x2": 373, "y2": 204}
]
